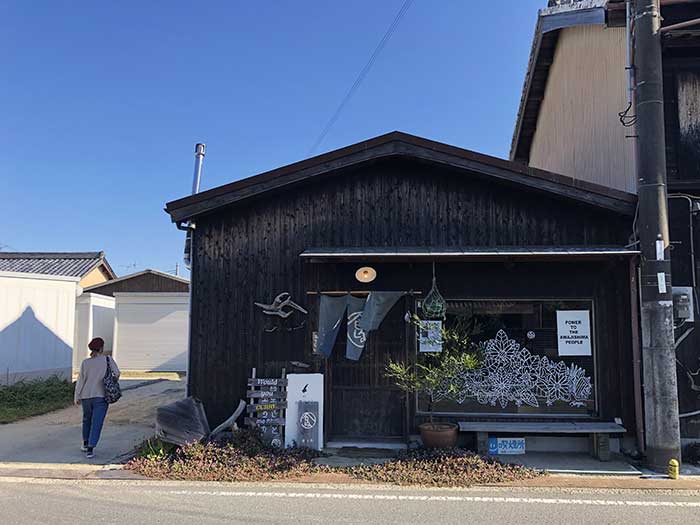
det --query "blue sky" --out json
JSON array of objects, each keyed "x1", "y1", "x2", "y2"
[{"x1": 1, "y1": 1, "x2": 542, "y2": 276}]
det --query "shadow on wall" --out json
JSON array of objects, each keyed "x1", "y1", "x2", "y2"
[
  {"x1": 118, "y1": 351, "x2": 188, "y2": 373},
  {"x1": 151, "y1": 351, "x2": 188, "y2": 373},
  {"x1": 74, "y1": 303, "x2": 116, "y2": 367},
  {"x1": 0, "y1": 307, "x2": 73, "y2": 385},
  {"x1": 93, "y1": 304, "x2": 115, "y2": 353}
]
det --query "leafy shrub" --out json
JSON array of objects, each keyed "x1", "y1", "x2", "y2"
[
  {"x1": 134, "y1": 438, "x2": 178, "y2": 461},
  {"x1": 386, "y1": 314, "x2": 481, "y2": 424}
]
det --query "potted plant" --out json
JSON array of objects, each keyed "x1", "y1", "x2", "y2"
[{"x1": 385, "y1": 315, "x2": 480, "y2": 448}]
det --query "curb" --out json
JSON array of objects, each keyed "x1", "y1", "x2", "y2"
[
  {"x1": 2, "y1": 475, "x2": 700, "y2": 493},
  {"x1": 0, "y1": 462, "x2": 123, "y2": 471},
  {"x1": 0, "y1": 463, "x2": 136, "y2": 481}
]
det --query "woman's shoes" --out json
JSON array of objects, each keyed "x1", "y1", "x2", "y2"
[
  {"x1": 86, "y1": 448, "x2": 95, "y2": 459},
  {"x1": 81, "y1": 442, "x2": 88, "y2": 452}
]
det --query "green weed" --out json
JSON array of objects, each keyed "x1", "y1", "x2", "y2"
[{"x1": 0, "y1": 376, "x2": 75, "y2": 424}]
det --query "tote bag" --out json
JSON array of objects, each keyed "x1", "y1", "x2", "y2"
[{"x1": 103, "y1": 356, "x2": 122, "y2": 404}]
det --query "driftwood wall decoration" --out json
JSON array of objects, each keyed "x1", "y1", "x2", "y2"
[
  {"x1": 255, "y1": 292, "x2": 308, "y2": 333},
  {"x1": 255, "y1": 292, "x2": 308, "y2": 318}
]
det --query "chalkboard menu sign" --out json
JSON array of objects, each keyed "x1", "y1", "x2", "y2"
[{"x1": 245, "y1": 368, "x2": 286, "y2": 447}]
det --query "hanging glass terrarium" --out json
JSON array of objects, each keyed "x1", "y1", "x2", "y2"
[{"x1": 421, "y1": 262, "x2": 446, "y2": 320}]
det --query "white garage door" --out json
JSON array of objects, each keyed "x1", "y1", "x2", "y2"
[{"x1": 113, "y1": 292, "x2": 189, "y2": 371}]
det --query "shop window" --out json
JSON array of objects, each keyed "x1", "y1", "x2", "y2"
[{"x1": 416, "y1": 299, "x2": 596, "y2": 417}]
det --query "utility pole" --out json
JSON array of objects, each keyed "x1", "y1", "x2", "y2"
[{"x1": 633, "y1": 0, "x2": 681, "y2": 470}]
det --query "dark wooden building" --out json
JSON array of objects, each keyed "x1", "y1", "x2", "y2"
[
  {"x1": 83, "y1": 269, "x2": 189, "y2": 297},
  {"x1": 166, "y1": 132, "x2": 640, "y2": 448}
]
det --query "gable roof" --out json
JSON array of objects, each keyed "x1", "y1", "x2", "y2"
[
  {"x1": 82, "y1": 268, "x2": 189, "y2": 293},
  {"x1": 165, "y1": 131, "x2": 636, "y2": 224},
  {"x1": 0, "y1": 252, "x2": 116, "y2": 279}
]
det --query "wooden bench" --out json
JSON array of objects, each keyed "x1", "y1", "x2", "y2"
[{"x1": 458, "y1": 421, "x2": 627, "y2": 461}]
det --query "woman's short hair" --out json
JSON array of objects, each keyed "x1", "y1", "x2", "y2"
[{"x1": 88, "y1": 337, "x2": 105, "y2": 352}]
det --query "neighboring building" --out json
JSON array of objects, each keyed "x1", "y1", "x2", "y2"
[
  {"x1": 0, "y1": 251, "x2": 117, "y2": 380},
  {"x1": 73, "y1": 292, "x2": 116, "y2": 370},
  {"x1": 75, "y1": 271, "x2": 190, "y2": 371},
  {"x1": 512, "y1": 0, "x2": 700, "y2": 193},
  {"x1": 113, "y1": 292, "x2": 189, "y2": 372},
  {"x1": 83, "y1": 269, "x2": 189, "y2": 297},
  {"x1": 166, "y1": 131, "x2": 639, "y2": 455},
  {"x1": 512, "y1": 0, "x2": 700, "y2": 441},
  {"x1": 0, "y1": 254, "x2": 190, "y2": 374},
  {"x1": 0, "y1": 252, "x2": 117, "y2": 289},
  {"x1": 0, "y1": 271, "x2": 80, "y2": 385}
]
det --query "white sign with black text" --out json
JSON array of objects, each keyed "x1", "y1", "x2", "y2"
[
  {"x1": 419, "y1": 320, "x2": 443, "y2": 353},
  {"x1": 556, "y1": 310, "x2": 592, "y2": 356}
]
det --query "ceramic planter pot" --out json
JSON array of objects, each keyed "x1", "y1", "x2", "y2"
[{"x1": 419, "y1": 422, "x2": 458, "y2": 448}]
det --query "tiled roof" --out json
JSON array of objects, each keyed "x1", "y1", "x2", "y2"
[{"x1": 0, "y1": 252, "x2": 114, "y2": 278}]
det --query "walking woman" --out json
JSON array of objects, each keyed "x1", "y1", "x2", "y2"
[{"x1": 74, "y1": 337, "x2": 120, "y2": 459}]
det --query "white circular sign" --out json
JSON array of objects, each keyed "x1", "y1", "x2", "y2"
[{"x1": 299, "y1": 412, "x2": 317, "y2": 430}]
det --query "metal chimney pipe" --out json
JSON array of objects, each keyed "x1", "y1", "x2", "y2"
[
  {"x1": 192, "y1": 143, "x2": 206, "y2": 194},
  {"x1": 183, "y1": 143, "x2": 205, "y2": 272}
]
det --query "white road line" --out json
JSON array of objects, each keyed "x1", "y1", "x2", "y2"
[{"x1": 164, "y1": 490, "x2": 700, "y2": 507}]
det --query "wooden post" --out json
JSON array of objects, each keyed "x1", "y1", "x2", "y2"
[{"x1": 404, "y1": 295, "x2": 412, "y2": 445}]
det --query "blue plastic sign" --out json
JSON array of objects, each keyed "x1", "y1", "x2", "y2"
[{"x1": 488, "y1": 437, "x2": 526, "y2": 455}]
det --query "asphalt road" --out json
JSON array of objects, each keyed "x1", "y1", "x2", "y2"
[{"x1": 2, "y1": 478, "x2": 699, "y2": 524}]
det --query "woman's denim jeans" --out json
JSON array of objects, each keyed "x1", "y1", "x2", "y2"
[{"x1": 81, "y1": 397, "x2": 109, "y2": 448}]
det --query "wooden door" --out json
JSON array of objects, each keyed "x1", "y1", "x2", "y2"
[{"x1": 328, "y1": 298, "x2": 408, "y2": 439}]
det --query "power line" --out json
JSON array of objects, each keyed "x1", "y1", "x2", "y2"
[{"x1": 307, "y1": 0, "x2": 414, "y2": 156}]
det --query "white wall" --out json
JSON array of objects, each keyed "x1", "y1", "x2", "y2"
[
  {"x1": 285, "y1": 374, "x2": 324, "y2": 450},
  {"x1": 113, "y1": 292, "x2": 189, "y2": 371},
  {"x1": 0, "y1": 271, "x2": 79, "y2": 385},
  {"x1": 73, "y1": 293, "x2": 115, "y2": 370}
]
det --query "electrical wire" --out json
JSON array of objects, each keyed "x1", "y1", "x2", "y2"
[
  {"x1": 307, "y1": 0, "x2": 414, "y2": 156},
  {"x1": 619, "y1": 101, "x2": 638, "y2": 127}
]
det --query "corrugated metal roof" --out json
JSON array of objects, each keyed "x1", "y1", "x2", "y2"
[
  {"x1": 545, "y1": 0, "x2": 608, "y2": 15},
  {"x1": 0, "y1": 252, "x2": 109, "y2": 278}
]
